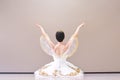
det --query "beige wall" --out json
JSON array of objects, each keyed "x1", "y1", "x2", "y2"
[{"x1": 0, "y1": 0, "x2": 120, "y2": 72}]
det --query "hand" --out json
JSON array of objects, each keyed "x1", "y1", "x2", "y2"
[
  {"x1": 74, "y1": 22, "x2": 85, "y2": 36},
  {"x1": 78, "y1": 22, "x2": 85, "y2": 29},
  {"x1": 35, "y1": 24, "x2": 43, "y2": 29},
  {"x1": 35, "y1": 24, "x2": 45, "y2": 34}
]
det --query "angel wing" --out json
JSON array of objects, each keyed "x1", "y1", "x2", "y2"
[
  {"x1": 63, "y1": 36, "x2": 79, "y2": 58},
  {"x1": 63, "y1": 23, "x2": 84, "y2": 58},
  {"x1": 40, "y1": 35, "x2": 55, "y2": 56}
]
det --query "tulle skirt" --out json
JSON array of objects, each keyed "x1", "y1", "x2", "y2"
[
  {"x1": 34, "y1": 60, "x2": 84, "y2": 80},
  {"x1": 34, "y1": 71, "x2": 84, "y2": 80}
]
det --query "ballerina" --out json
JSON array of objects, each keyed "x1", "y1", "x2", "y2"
[{"x1": 35, "y1": 23, "x2": 84, "y2": 79}]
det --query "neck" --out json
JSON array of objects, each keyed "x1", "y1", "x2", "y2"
[{"x1": 57, "y1": 42, "x2": 63, "y2": 44}]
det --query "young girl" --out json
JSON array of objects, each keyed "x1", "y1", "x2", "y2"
[{"x1": 35, "y1": 23, "x2": 84, "y2": 79}]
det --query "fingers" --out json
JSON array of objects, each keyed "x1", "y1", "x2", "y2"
[
  {"x1": 74, "y1": 22, "x2": 85, "y2": 36},
  {"x1": 35, "y1": 24, "x2": 44, "y2": 32},
  {"x1": 79, "y1": 22, "x2": 85, "y2": 28},
  {"x1": 35, "y1": 24, "x2": 42, "y2": 28}
]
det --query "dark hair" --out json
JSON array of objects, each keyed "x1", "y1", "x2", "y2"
[{"x1": 56, "y1": 31, "x2": 65, "y2": 42}]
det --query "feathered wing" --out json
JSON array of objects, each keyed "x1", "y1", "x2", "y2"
[
  {"x1": 40, "y1": 35, "x2": 55, "y2": 56},
  {"x1": 63, "y1": 36, "x2": 79, "y2": 58}
]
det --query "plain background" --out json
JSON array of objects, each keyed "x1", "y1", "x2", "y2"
[{"x1": 0, "y1": 0, "x2": 120, "y2": 72}]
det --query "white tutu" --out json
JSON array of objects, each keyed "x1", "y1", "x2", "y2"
[
  {"x1": 34, "y1": 57, "x2": 84, "y2": 80},
  {"x1": 34, "y1": 69, "x2": 84, "y2": 80},
  {"x1": 34, "y1": 32, "x2": 84, "y2": 80}
]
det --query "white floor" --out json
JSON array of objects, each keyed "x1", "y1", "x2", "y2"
[
  {"x1": 0, "y1": 74, "x2": 120, "y2": 80},
  {"x1": 85, "y1": 74, "x2": 120, "y2": 80}
]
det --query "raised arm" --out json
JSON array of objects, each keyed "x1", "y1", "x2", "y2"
[
  {"x1": 63, "y1": 23, "x2": 85, "y2": 57},
  {"x1": 36, "y1": 24, "x2": 48, "y2": 37},
  {"x1": 72, "y1": 22, "x2": 84, "y2": 38},
  {"x1": 36, "y1": 24, "x2": 55, "y2": 48},
  {"x1": 65, "y1": 23, "x2": 84, "y2": 48}
]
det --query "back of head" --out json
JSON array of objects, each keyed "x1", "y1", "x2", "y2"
[{"x1": 56, "y1": 31, "x2": 65, "y2": 42}]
